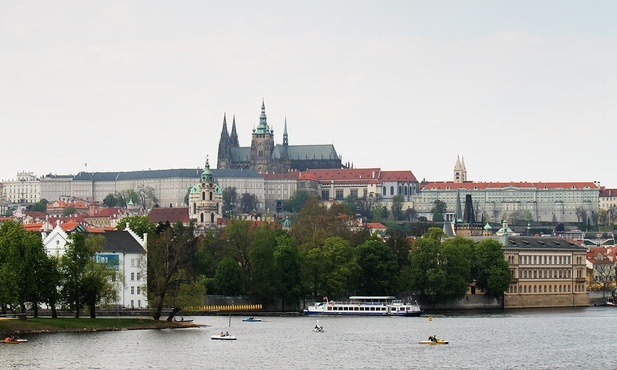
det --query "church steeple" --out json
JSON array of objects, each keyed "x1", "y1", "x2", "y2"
[
  {"x1": 454, "y1": 155, "x2": 467, "y2": 183},
  {"x1": 255, "y1": 99, "x2": 271, "y2": 134},
  {"x1": 217, "y1": 114, "x2": 232, "y2": 169},
  {"x1": 283, "y1": 118, "x2": 288, "y2": 147},
  {"x1": 230, "y1": 115, "x2": 239, "y2": 147}
]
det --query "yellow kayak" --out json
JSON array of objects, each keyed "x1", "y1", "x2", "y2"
[{"x1": 419, "y1": 339, "x2": 448, "y2": 345}]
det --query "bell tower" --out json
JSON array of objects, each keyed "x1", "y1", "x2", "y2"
[{"x1": 250, "y1": 99, "x2": 275, "y2": 173}]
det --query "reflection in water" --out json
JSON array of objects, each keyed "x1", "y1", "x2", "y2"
[{"x1": 2, "y1": 307, "x2": 616, "y2": 369}]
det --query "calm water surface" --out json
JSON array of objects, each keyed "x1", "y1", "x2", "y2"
[{"x1": 2, "y1": 307, "x2": 616, "y2": 369}]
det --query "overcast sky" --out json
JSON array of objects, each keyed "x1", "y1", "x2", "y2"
[{"x1": 2, "y1": 1, "x2": 616, "y2": 186}]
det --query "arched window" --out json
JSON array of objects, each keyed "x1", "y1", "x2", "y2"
[
  {"x1": 382, "y1": 186, "x2": 386, "y2": 196},
  {"x1": 202, "y1": 192, "x2": 205, "y2": 201},
  {"x1": 193, "y1": 203, "x2": 196, "y2": 214},
  {"x1": 200, "y1": 213, "x2": 204, "y2": 222},
  {"x1": 404, "y1": 185, "x2": 408, "y2": 195},
  {"x1": 210, "y1": 213, "x2": 215, "y2": 223},
  {"x1": 209, "y1": 192, "x2": 213, "y2": 201},
  {"x1": 398, "y1": 185, "x2": 402, "y2": 194},
  {"x1": 390, "y1": 186, "x2": 394, "y2": 195}
]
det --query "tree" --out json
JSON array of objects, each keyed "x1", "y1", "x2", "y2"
[
  {"x1": 63, "y1": 206, "x2": 77, "y2": 216},
  {"x1": 59, "y1": 233, "x2": 106, "y2": 318},
  {"x1": 0, "y1": 221, "x2": 47, "y2": 313},
  {"x1": 283, "y1": 189, "x2": 317, "y2": 213},
  {"x1": 222, "y1": 187, "x2": 238, "y2": 217},
  {"x1": 116, "y1": 215, "x2": 157, "y2": 237},
  {"x1": 147, "y1": 222, "x2": 203, "y2": 321},
  {"x1": 240, "y1": 193, "x2": 258, "y2": 214},
  {"x1": 273, "y1": 235, "x2": 304, "y2": 311},
  {"x1": 472, "y1": 239, "x2": 511, "y2": 299},
  {"x1": 353, "y1": 239, "x2": 400, "y2": 295},
  {"x1": 214, "y1": 257, "x2": 245, "y2": 295},
  {"x1": 403, "y1": 207, "x2": 418, "y2": 221},
  {"x1": 408, "y1": 234, "x2": 443, "y2": 307},
  {"x1": 391, "y1": 195, "x2": 404, "y2": 221},
  {"x1": 343, "y1": 194, "x2": 358, "y2": 215},
  {"x1": 247, "y1": 223, "x2": 285, "y2": 302},
  {"x1": 431, "y1": 200, "x2": 447, "y2": 223},
  {"x1": 290, "y1": 198, "x2": 355, "y2": 250},
  {"x1": 304, "y1": 236, "x2": 357, "y2": 299},
  {"x1": 28, "y1": 199, "x2": 49, "y2": 212},
  {"x1": 103, "y1": 193, "x2": 126, "y2": 207}
]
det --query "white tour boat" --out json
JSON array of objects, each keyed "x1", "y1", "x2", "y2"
[{"x1": 303, "y1": 296, "x2": 423, "y2": 317}]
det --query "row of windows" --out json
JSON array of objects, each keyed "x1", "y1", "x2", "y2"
[
  {"x1": 518, "y1": 269, "x2": 571, "y2": 279},
  {"x1": 130, "y1": 286, "x2": 142, "y2": 295},
  {"x1": 327, "y1": 306, "x2": 387, "y2": 311},
  {"x1": 130, "y1": 272, "x2": 142, "y2": 281},
  {"x1": 508, "y1": 284, "x2": 583, "y2": 294},
  {"x1": 517, "y1": 255, "x2": 573, "y2": 265}
]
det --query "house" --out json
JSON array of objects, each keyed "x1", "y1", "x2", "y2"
[{"x1": 42, "y1": 223, "x2": 148, "y2": 309}]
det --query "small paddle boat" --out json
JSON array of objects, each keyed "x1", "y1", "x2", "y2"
[
  {"x1": 242, "y1": 317, "x2": 262, "y2": 322},
  {"x1": 419, "y1": 339, "x2": 448, "y2": 345},
  {"x1": 211, "y1": 332, "x2": 237, "y2": 340},
  {"x1": 4, "y1": 336, "x2": 27, "y2": 344}
]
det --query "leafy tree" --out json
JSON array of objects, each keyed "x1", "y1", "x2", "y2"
[
  {"x1": 59, "y1": 233, "x2": 105, "y2": 318},
  {"x1": 222, "y1": 187, "x2": 238, "y2": 217},
  {"x1": 273, "y1": 235, "x2": 304, "y2": 310},
  {"x1": 440, "y1": 237, "x2": 473, "y2": 300},
  {"x1": 385, "y1": 228, "x2": 411, "y2": 271},
  {"x1": 33, "y1": 254, "x2": 62, "y2": 318},
  {"x1": 224, "y1": 220, "x2": 253, "y2": 275},
  {"x1": 343, "y1": 195, "x2": 358, "y2": 215},
  {"x1": 408, "y1": 234, "x2": 443, "y2": 307},
  {"x1": 431, "y1": 199, "x2": 447, "y2": 223},
  {"x1": 353, "y1": 239, "x2": 399, "y2": 295},
  {"x1": 240, "y1": 193, "x2": 258, "y2": 214},
  {"x1": 472, "y1": 239, "x2": 512, "y2": 299},
  {"x1": 82, "y1": 256, "x2": 117, "y2": 318},
  {"x1": 103, "y1": 193, "x2": 126, "y2": 207},
  {"x1": 283, "y1": 189, "x2": 317, "y2": 213},
  {"x1": 247, "y1": 223, "x2": 285, "y2": 302},
  {"x1": 391, "y1": 195, "x2": 404, "y2": 221},
  {"x1": 403, "y1": 207, "x2": 418, "y2": 221},
  {"x1": 28, "y1": 199, "x2": 49, "y2": 212},
  {"x1": 0, "y1": 221, "x2": 46, "y2": 313},
  {"x1": 214, "y1": 257, "x2": 245, "y2": 295},
  {"x1": 148, "y1": 222, "x2": 203, "y2": 321},
  {"x1": 304, "y1": 236, "x2": 357, "y2": 299},
  {"x1": 290, "y1": 198, "x2": 354, "y2": 250},
  {"x1": 116, "y1": 215, "x2": 157, "y2": 237},
  {"x1": 63, "y1": 206, "x2": 77, "y2": 216}
]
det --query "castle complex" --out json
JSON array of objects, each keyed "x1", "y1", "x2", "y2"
[{"x1": 217, "y1": 100, "x2": 344, "y2": 174}]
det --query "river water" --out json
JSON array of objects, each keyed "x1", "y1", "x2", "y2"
[{"x1": 2, "y1": 307, "x2": 616, "y2": 369}]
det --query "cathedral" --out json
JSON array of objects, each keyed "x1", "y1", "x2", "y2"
[{"x1": 217, "y1": 100, "x2": 345, "y2": 174}]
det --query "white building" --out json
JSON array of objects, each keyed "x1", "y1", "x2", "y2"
[{"x1": 42, "y1": 224, "x2": 148, "y2": 309}]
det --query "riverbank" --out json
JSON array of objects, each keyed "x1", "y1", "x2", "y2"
[{"x1": 0, "y1": 317, "x2": 204, "y2": 336}]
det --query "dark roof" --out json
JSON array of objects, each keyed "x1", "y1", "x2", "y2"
[
  {"x1": 287, "y1": 144, "x2": 339, "y2": 160},
  {"x1": 97, "y1": 230, "x2": 145, "y2": 254},
  {"x1": 57, "y1": 168, "x2": 260, "y2": 182},
  {"x1": 505, "y1": 236, "x2": 586, "y2": 250}
]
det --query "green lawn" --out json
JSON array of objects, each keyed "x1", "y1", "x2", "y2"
[{"x1": 0, "y1": 317, "x2": 201, "y2": 336}]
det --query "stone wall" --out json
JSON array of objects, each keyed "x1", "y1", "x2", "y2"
[{"x1": 504, "y1": 293, "x2": 589, "y2": 308}]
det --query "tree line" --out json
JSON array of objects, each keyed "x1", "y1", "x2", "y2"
[{"x1": 0, "y1": 198, "x2": 511, "y2": 320}]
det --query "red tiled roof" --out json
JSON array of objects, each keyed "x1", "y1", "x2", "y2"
[
  {"x1": 379, "y1": 170, "x2": 418, "y2": 182},
  {"x1": 147, "y1": 207, "x2": 190, "y2": 224},
  {"x1": 422, "y1": 181, "x2": 599, "y2": 191},
  {"x1": 365, "y1": 223, "x2": 386, "y2": 229}
]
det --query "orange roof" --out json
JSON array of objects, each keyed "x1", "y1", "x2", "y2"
[
  {"x1": 379, "y1": 170, "x2": 418, "y2": 182},
  {"x1": 422, "y1": 181, "x2": 599, "y2": 191},
  {"x1": 365, "y1": 223, "x2": 386, "y2": 229},
  {"x1": 147, "y1": 207, "x2": 190, "y2": 224}
]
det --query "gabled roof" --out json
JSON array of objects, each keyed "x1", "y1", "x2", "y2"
[
  {"x1": 147, "y1": 207, "x2": 190, "y2": 224},
  {"x1": 99, "y1": 230, "x2": 146, "y2": 254},
  {"x1": 379, "y1": 170, "x2": 418, "y2": 182}
]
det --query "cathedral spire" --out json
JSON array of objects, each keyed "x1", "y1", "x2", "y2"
[
  {"x1": 255, "y1": 99, "x2": 270, "y2": 134},
  {"x1": 217, "y1": 114, "x2": 231, "y2": 169},
  {"x1": 230, "y1": 115, "x2": 239, "y2": 147},
  {"x1": 283, "y1": 117, "x2": 288, "y2": 147}
]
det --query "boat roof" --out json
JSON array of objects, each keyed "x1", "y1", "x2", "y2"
[{"x1": 349, "y1": 296, "x2": 396, "y2": 300}]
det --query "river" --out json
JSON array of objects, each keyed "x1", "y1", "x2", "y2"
[{"x1": 2, "y1": 307, "x2": 616, "y2": 369}]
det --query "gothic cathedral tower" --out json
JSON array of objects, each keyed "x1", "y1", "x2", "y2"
[
  {"x1": 250, "y1": 99, "x2": 275, "y2": 174},
  {"x1": 454, "y1": 155, "x2": 467, "y2": 183}
]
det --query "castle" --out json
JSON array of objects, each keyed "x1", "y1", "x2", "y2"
[{"x1": 216, "y1": 100, "x2": 344, "y2": 174}]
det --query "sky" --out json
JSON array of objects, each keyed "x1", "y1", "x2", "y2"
[{"x1": 2, "y1": 1, "x2": 616, "y2": 186}]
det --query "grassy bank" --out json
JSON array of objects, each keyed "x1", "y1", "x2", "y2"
[{"x1": 0, "y1": 317, "x2": 203, "y2": 336}]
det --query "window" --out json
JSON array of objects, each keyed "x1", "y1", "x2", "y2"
[
  {"x1": 321, "y1": 190, "x2": 329, "y2": 199},
  {"x1": 131, "y1": 286, "x2": 135, "y2": 294},
  {"x1": 136, "y1": 272, "x2": 141, "y2": 281},
  {"x1": 137, "y1": 286, "x2": 141, "y2": 294},
  {"x1": 335, "y1": 190, "x2": 344, "y2": 200},
  {"x1": 131, "y1": 272, "x2": 135, "y2": 281}
]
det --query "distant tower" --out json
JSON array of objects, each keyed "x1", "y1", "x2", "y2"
[
  {"x1": 454, "y1": 155, "x2": 467, "y2": 183},
  {"x1": 283, "y1": 118, "x2": 289, "y2": 147},
  {"x1": 250, "y1": 99, "x2": 275, "y2": 174},
  {"x1": 189, "y1": 156, "x2": 223, "y2": 234},
  {"x1": 217, "y1": 114, "x2": 232, "y2": 169},
  {"x1": 230, "y1": 115, "x2": 240, "y2": 147}
]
